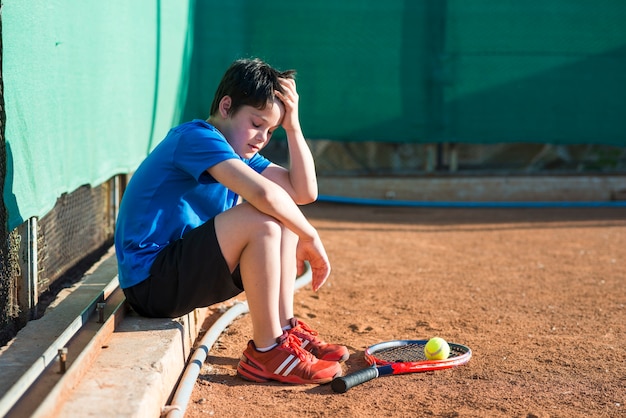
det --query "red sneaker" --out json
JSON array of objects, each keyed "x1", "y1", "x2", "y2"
[
  {"x1": 237, "y1": 331, "x2": 342, "y2": 384},
  {"x1": 288, "y1": 318, "x2": 350, "y2": 362}
]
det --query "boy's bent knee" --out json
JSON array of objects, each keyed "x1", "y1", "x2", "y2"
[{"x1": 216, "y1": 203, "x2": 284, "y2": 240}]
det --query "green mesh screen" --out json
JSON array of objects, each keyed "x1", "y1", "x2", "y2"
[
  {"x1": 444, "y1": 1, "x2": 626, "y2": 145},
  {"x1": 3, "y1": 0, "x2": 192, "y2": 231},
  {"x1": 184, "y1": 0, "x2": 626, "y2": 146}
]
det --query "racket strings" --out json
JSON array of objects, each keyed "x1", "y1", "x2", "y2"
[{"x1": 375, "y1": 344, "x2": 427, "y2": 362}]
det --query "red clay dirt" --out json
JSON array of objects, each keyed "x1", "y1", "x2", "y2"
[{"x1": 186, "y1": 202, "x2": 625, "y2": 417}]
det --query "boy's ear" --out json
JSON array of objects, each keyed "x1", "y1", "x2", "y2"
[{"x1": 219, "y1": 96, "x2": 232, "y2": 118}]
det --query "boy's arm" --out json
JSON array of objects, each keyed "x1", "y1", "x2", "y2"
[
  {"x1": 208, "y1": 158, "x2": 330, "y2": 290},
  {"x1": 261, "y1": 78, "x2": 318, "y2": 205}
]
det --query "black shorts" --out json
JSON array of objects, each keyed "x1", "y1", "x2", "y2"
[{"x1": 123, "y1": 218, "x2": 243, "y2": 318}]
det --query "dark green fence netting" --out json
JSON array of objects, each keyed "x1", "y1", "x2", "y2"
[{"x1": 183, "y1": 0, "x2": 626, "y2": 146}]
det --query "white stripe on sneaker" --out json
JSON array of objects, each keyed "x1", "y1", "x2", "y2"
[
  {"x1": 282, "y1": 357, "x2": 301, "y2": 376},
  {"x1": 274, "y1": 354, "x2": 299, "y2": 376}
]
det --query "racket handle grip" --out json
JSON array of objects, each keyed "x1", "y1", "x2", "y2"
[{"x1": 331, "y1": 366, "x2": 379, "y2": 393}]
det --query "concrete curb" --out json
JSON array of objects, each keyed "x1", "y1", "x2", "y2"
[
  {"x1": 55, "y1": 308, "x2": 209, "y2": 417},
  {"x1": 1, "y1": 248, "x2": 213, "y2": 417}
]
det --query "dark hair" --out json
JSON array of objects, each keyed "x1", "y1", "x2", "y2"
[{"x1": 209, "y1": 58, "x2": 296, "y2": 117}]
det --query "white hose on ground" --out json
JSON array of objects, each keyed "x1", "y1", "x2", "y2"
[{"x1": 162, "y1": 263, "x2": 313, "y2": 418}]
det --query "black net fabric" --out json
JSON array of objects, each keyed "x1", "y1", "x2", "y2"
[
  {"x1": 37, "y1": 183, "x2": 114, "y2": 290},
  {"x1": 0, "y1": 17, "x2": 21, "y2": 346}
]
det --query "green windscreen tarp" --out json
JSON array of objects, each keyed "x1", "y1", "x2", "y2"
[
  {"x1": 182, "y1": 0, "x2": 433, "y2": 143},
  {"x1": 3, "y1": 0, "x2": 192, "y2": 230},
  {"x1": 4, "y1": 0, "x2": 626, "y2": 231},
  {"x1": 444, "y1": 1, "x2": 626, "y2": 145},
  {"x1": 184, "y1": 0, "x2": 626, "y2": 145}
]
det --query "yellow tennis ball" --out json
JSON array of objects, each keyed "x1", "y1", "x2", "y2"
[{"x1": 424, "y1": 337, "x2": 450, "y2": 360}]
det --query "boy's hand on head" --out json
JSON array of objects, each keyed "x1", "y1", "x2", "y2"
[
  {"x1": 275, "y1": 78, "x2": 300, "y2": 133},
  {"x1": 296, "y1": 235, "x2": 331, "y2": 292}
]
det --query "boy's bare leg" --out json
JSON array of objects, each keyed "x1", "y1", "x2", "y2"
[
  {"x1": 214, "y1": 203, "x2": 287, "y2": 348},
  {"x1": 278, "y1": 226, "x2": 298, "y2": 327}
]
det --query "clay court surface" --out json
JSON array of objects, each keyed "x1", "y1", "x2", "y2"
[{"x1": 187, "y1": 202, "x2": 625, "y2": 417}]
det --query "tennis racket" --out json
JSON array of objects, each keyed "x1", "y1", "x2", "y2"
[{"x1": 331, "y1": 339, "x2": 472, "y2": 393}]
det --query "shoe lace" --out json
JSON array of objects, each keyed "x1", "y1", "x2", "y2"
[
  {"x1": 291, "y1": 320, "x2": 324, "y2": 346},
  {"x1": 294, "y1": 320, "x2": 319, "y2": 337},
  {"x1": 281, "y1": 333, "x2": 312, "y2": 362}
]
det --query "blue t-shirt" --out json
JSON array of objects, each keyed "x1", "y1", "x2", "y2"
[{"x1": 114, "y1": 119, "x2": 271, "y2": 288}]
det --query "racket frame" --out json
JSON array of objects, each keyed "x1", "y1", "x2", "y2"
[
  {"x1": 365, "y1": 339, "x2": 472, "y2": 373},
  {"x1": 331, "y1": 339, "x2": 472, "y2": 393}
]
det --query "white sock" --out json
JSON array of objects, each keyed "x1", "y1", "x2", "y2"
[
  {"x1": 256, "y1": 343, "x2": 278, "y2": 352},
  {"x1": 282, "y1": 324, "x2": 292, "y2": 331}
]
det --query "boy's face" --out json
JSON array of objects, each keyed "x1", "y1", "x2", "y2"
[{"x1": 220, "y1": 97, "x2": 284, "y2": 159}]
